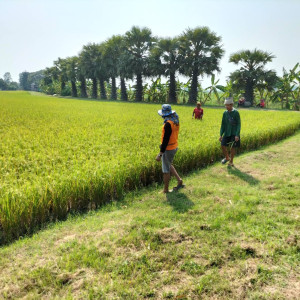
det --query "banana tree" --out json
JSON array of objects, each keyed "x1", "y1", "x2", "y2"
[
  {"x1": 254, "y1": 70, "x2": 278, "y2": 107},
  {"x1": 144, "y1": 77, "x2": 168, "y2": 103},
  {"x1": 271, "y1": 66, "x2": 296, "y2": 109},
  {"x1": 214, "y1": 79, "x2": 236, "y2": 104},
  {"x1": 203, "y1": 74, "x2": 223, "y2": 104},
  {"x1": 176, "y1": 79, "x2": 190, "y2": 104},
  {"x1": 290, "y1": 63, "x2": 300, "y2": 110}
]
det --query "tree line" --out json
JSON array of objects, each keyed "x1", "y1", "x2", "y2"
[
  {"x1": 0, "y1": 72, "x2": 18, "y2": 91},
  {"x1": 16, "y1": 26, "x2": 300, "y2": 109}
]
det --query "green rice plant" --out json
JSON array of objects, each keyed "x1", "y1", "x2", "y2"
[{"x1": 0, "y1": 91, "x2": 299, "y2": 243}]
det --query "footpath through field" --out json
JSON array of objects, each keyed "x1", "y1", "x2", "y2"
[{"x1": 0, "y1": 132, "x2": 299, "y2": 299}]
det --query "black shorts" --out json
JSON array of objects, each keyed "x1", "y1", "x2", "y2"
[{"x1": 221, "y1": 135, "x2": 240, "y2": 148}]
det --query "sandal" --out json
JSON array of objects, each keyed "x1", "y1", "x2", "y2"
[
  {"x1": 228, "y1": 162, "x2": 235, "y2": 167},
  {"x1": 221, "y1": 158, "x2": 229, "y2": 164},
  {"x1": 172, "y1": 182, "x2": 185, "y2": 192}
]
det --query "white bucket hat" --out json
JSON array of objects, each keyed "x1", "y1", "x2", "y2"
[{"x1": 224, "y1": 97, "x2": 234, "y2": 105}]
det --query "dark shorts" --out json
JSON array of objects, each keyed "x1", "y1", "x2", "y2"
[{"x1": 221, "y1": 135, "x2": 240, "y2": 148}]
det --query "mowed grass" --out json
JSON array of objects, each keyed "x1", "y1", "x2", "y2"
[
  {"x1": 0, "y1": 132, "x2": 299, "y2": 299},
  {"x1": 0, "y1": 91, "x2": 300, "y2": 243}
]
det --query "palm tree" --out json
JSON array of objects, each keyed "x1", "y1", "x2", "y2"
[
  {"x1": 42, "y1": 66, "x2": 59, "y2": 94},
  {"x1": 124, "y1": 26, "x2": 156, "y2": 101},
  {"x1": 150, "y1": 37, "x2": 181, "y2": 103},
  {"x1": 65, "y1": 56, "x2": 78, "y2": 97},
  {"x1": 54, "y1": 57, "x2": 68, "y2": 94},
  {"x1": 229, "y1": 49, "x2": 275, "y2": 105},
  {"x1": 79, "y1": 43, "x2": 101, "y2": 99},
  {"x1": 179, "y1": 27, "x2": 224, "y2": 104},
  {"x1": 96, "y1": 43, "x2": 108, "y2": 100},
  {"x1": 118, "y1": 42, "x2": 134, "y2": 101},
  {"x1": 104, "y1": 35, "x2": 124, "y2": 100},
  {"x1": 77, "y1": 57, "x2": 88, "y2": 98}
]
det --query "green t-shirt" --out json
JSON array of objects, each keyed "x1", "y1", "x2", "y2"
[{"x1": 220, "y1": 108, "x2": 241, "y2": 137}]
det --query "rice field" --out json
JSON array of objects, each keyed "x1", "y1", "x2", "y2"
[{"x1": 0, "y1": 91, "x2": 299, "y2": 243}]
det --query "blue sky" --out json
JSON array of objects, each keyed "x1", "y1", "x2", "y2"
[{"x1": 0, "y1": 0, "x2": 299, "y2": 87}]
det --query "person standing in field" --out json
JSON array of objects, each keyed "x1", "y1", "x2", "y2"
[
  {"x1": 192, "y1": 102, "x2": 204, "y2": 120},
  {"x1": 219, "y1": 97, "x2": 241, "y2": 167},
  {"x1": 156, "y1": 104, "x2": 184, "y2": 193}
]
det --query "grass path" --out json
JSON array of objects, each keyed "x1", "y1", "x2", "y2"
[{"x1": 0, "y1": 133, "x2": 299, "y2": 299}]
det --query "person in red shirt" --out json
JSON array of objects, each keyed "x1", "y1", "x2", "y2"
[
  {"x1": 238, "y1": 96, "x2": 245, "y2": 107},
  {"x1": 192, "y1": 102, "x2": 204, "y2": 120},
  {"x1": 256, "y1": 98, "x2": 265, "y2": 108}
]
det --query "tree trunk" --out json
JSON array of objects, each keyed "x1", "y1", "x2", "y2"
[
  {"x1": 61, "y1": 81, "x2": 66, "y2": 93},
  {"x1": 92, "y1": 78, "x2": 98, "y2": 99},
  {"x1": 188, "y1": 69, "x2": 198, "y2": 104},
  {"x1": 245, "y1": 80, "x2": 254, "y2": 105},
  {"x1": 135, "y1": 73, "x2": 143, "y2": 101},
  {"x1": 168, "y1": 72, "x2": 177, "y2": 104},
  {"x1": 79, "y1": 77, "x2": 87, "y2": 98},
  {"x1": 110, "y1": 77, "x2": 117, "y2": 100},
  {"x1": 120, "y1": 77, "x2": 128, "y2": 101},
  {"x1": 71, "y1": 80, "x2": 78, "y2": 97},
  {"x1": 99, "y1": 78, "x2": 107, "y2": 99}
]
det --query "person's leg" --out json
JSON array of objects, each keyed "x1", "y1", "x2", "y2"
[
  {"x1": 170, "y1": 165, "x2": 183, "y2": 185},
  {"x1": 230, "y1": 147, "x2": 235, "y2": 164},
  {"x1": 162, "y1": 150, "x2": 175, "y2": 193},
  {"x1": 163, "y1": 173, "x2": 171, "y2": 193},
  {"x1": 221, "y1": 145, "x2": 230, "y2": 160}
]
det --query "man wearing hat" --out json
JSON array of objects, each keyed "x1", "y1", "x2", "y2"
[
  {"x1": 219, "y1": 97, "x2": 241, "y2": 167},
  {"x1": 156, "y1": 104, "x2": 184, "y2": 193}
]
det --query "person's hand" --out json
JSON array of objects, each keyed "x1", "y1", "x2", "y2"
[
  {"x1": 156, "y1": 154, "x2": 162, "y2": 161},
  {"x1": 219, "y1": 136, "x2": 222, "y2": 142},
  {"x1": 235, "y1": 136, "x2": 239, "y2": 142}
]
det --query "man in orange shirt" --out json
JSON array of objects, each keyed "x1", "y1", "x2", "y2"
[
  {"x1": 192, "y1": 102, "x2": 204, "y2": 120},
  {"x1": 156, "y1": 104, "x2": 184, "y2": 193}
]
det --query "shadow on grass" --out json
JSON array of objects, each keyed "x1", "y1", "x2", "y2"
[
  {"x1": 227, "y1": 166, "x2": 260, "y2": 185},
  {"x1": 166, "y1": 191, "x2": 194, "y2": 213}
]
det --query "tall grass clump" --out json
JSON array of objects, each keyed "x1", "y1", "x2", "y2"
[{"x1": 0, "y1": 91, "x2": 299, "y2": 243}]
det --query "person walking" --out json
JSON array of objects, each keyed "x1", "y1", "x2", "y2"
[
  {"x1": 156, "y1": 104, "x2": 184, "y2": 193},
  {"x1": 219, "y1": 97, "x2": 241, "y2": 167},
  {"x1": 192, "y1": 102, "x2": 204, "y2": 120}
]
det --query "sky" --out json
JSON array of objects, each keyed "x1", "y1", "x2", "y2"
[{"x1": 0, "y1": 0, "x2": 299, "y2": 87}]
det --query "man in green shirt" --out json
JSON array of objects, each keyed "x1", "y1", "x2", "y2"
[{"x1": 219, "y1": 97, "x2": 241, "y2": 167}]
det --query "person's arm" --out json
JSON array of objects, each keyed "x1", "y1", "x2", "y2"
[
  {"x1": 220, "y1": 112, "x2": 225, "y2": 137},
  {"x1": 160, "y1": 122, "x2": 172, "y2": 153},
  {"x1": 235, "y1": 111, "x2": 241, "y2": 139},
  {"x1": 219, "y1": 113, "x2": 225, "y2": 141},
  {"x1": 192, "y1": 109, "x2": 195, "y2": 118}
]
